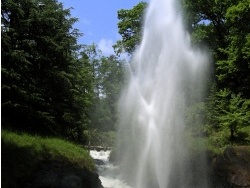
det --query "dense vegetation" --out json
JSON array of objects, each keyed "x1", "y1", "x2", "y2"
[
  {"x1": 2, "y1": 0, "x2": 90, "y2": 142},
  {"x1": 114, "y1": 0, "x2": 250, "y2": 152},
  {"x1": 1, "y1": 0, "x2": 125, "y2": 145},
  {"x1": 183, "y1": 0, "x2": 250, "y2": 151},
  {"x1": 1, "y1": 0, "x2": 249, "y2": 154}
]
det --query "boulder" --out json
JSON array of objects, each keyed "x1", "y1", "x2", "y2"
[
  {"x1": 27, "y1": 160, "x2": 103, "y2": 188},
  {"x1": 212, "y1": 146, "x2": 250, "y2": 188}
]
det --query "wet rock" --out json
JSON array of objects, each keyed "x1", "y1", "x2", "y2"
[
  {"x1": 95, "y1": 159, "x2": 105, "y2": 165},
  {"x1": 212, "y1": 146, "x2": 250, "y2": 188},
  {"x1": 27, "y1": 160, "x2": 103, "y2": 188}
]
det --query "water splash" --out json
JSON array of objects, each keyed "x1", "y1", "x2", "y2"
[
  {"x1": 90, "y1": 150, "x2": 132, "y2": 188},
  {"x1": 117, "y1": 0, "x2": 209, "y2": 187}
]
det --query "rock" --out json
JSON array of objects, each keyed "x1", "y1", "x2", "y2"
[
  {"x1": 212, "y1": 146, "x2": 250, "y2": 188},
  {"x1": 27, "y1": 160, "x2": 103, "y2": 188},
  {"x1": 95, "y1": 159, "x2": 105, "y2": 165}
]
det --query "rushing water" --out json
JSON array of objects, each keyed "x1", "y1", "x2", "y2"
[
  {"x1": 116, "y1": 0, "x2": 209, "y2": 187},
  {"x1": 90, "y1": 150, "x2": 132, "y2": 188}
]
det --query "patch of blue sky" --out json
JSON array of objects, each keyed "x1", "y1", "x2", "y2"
[{"x1": 59, "y1": 0, "x2": 148, "y2": 56}]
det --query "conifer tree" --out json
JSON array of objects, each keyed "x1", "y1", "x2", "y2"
[{"x1": 1, "y1": 0, "x2": 94, "y2": 142}]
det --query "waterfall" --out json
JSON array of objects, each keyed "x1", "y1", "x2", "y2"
[{"x1": 117, "y1": 0, "x2": 209, "y2": 187}]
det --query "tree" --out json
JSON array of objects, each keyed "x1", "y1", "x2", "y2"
[
  {"x1": 1, "y1": 0, "x2": 93, "y2": 142},
  {"x1": 182, "y1": 0, "x2": 233, "y2": 51},
  {"x1": 181, "y1": 0, "x2": 250, "y2": 144},
  {"x1": 86, "y1": 48, "x2": 127, "y2": 132},
  {"x1": 207, "y1": 89, "x2": 250, "y2": 140},
  {"x1": 65, "y1": 50, "x2": 95, "y2": 142},
  {"x1": 216, "y1": 0, "x2": 250, "y2": 97},
  {"x1": 98, "y1": 55, "x2": 126, "y2": 130},
  {"x1": 182, "y1": 0, "x2": 250, "y2": 95},
  {"x1": 1, "y1": 0, "x2": 59, "y2": 133},
  {"x1": 113, "y1": 2, "x2": 147, "y2": 55}
]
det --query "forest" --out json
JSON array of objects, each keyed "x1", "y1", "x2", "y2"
[{"x1": 1, "y1": 0, "x2": 250, "y2": 151}]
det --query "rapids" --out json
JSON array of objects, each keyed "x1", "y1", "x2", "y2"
[{"x1": 90, "y1": 150, "x2": 132, "y2": 188}]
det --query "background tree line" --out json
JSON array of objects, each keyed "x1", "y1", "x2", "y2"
[
  {"x1": 1, "y1": 0, "x2": 125, "y2": 144},
  {"x1": 2, "y1": 0, "x2": 249, "y2": 148}
]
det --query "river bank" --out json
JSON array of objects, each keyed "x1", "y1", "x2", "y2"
[
  {"x1": 1, "y1": 130, "x2": 103, "y2": 188},
  {"x1": 2, "y1": 130, "x2": 249, "y2": 188}
]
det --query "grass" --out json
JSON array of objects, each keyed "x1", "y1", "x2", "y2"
[{"x1": 1, "y1": 129, "x2": 95, "y2": 188}]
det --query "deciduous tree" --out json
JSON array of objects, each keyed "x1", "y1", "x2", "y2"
[{"x1": 114, "y1": 2, "x2": 147, "y2": 55}]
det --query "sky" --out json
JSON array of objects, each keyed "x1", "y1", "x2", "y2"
[{"x1": 59, "y1": 0, "x2": 148, "y2": 56}]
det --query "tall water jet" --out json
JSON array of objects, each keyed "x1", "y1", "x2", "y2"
[{"x1": 117, "y1": 0, "x2": 209, "y2": 187}]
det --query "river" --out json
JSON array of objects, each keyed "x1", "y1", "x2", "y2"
[{"x1": 90, "y1": 150, "x2": 132, "y2": 188}]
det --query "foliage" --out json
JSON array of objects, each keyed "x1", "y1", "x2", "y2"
[
  {"x1": 218, "y1": 94, "x2": 249, "y2": 139},
  {"x1": 84, "y1": 44, "x2": 127, "y2": 132},
  {"x1": 217, "y1": 0, "x2": 250, "y2": 97},
  {"x1": 96, "y1": 55, "x2": 127, "y2": 130},
  {"x1": 206, "y1": 88, "x2": 250, "y2": 142},
  {"x1": 182, "y1": 0, "x2": 250, "y2": 97},
  {"x1": 182, "y1": 0, "x2": 232, "y2": 52},
  {"x1": 114, "y1": 2, "x2": 147, "y2": 55},
  {"x1": 1, "y1": 130, "x2": 95, "y2": 188},
  {"x1": 180, "y1": 0, "x2": 250, "y2": 147},
  {"x1": 1, "y1": 0, "x2": 94, "y2": 142},
  {"x1": 84, "y1": 130, "x2": 117, "y2": 148},
  {"x1": 185, "y1": 102, "x2": 207, "y2": 135}
]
